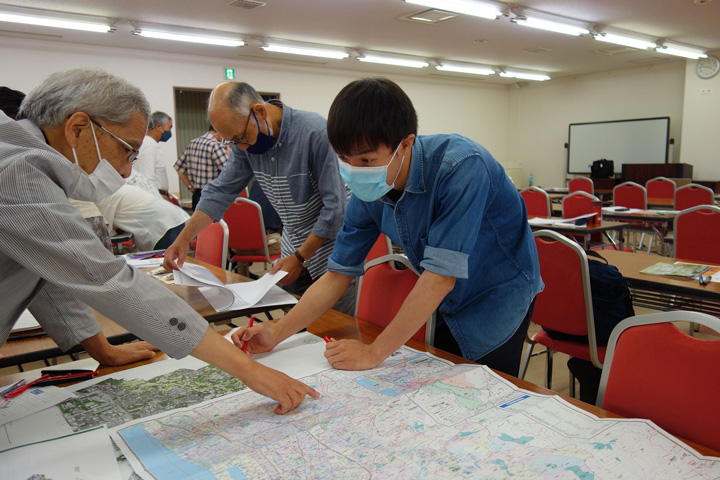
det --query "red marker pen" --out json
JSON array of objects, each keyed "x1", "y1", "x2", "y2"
[
  {"x1": 242, "y1": 316, "x2": 255, "y2": 353},
  {"x1": 323, "y1": 336, "x2": 332, "y2": 343}
]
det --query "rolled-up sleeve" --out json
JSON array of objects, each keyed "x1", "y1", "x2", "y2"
[
  {"x1": 420, "y1": 155, "x2": 493, "y2": 280},
  {"x1": 328, "y1": 196, "x2": 380, "y2": 277},
  {"x1": 308, "y1": 129, "x2": 347, "y2": 239}
]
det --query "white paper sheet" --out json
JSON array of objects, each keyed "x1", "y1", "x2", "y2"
[
  {"x1": 0, "y1": 426, "x2": 123, "y2": 480},
  {"x1": 0, "y1": 386, "x2": 76, "y2": 426},
  {"x1": 10, "y1": 309, "x2": 40, "y2": 333}
]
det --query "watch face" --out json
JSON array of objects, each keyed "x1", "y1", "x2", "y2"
[{"x1": 697, "y1": 55, "x2": 720, "y2": 79}]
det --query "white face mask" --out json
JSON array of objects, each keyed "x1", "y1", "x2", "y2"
[{"x1": 68, "y1": 122, "x2": 126, "y2": 201}]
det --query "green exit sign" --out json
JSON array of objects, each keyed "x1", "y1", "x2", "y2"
[{"x1": 225, "y1": 68, "x2": 235, "y2": 80}]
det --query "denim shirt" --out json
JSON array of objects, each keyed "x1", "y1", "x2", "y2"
[{"x1": 328, "y1": 134, "x2": 544, "y2": 360}]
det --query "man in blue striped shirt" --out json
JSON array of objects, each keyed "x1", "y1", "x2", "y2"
[{"x1": 164, "y1": 82, "x2": 354, "y2": 314}]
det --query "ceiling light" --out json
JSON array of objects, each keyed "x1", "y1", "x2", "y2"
[
  {"x1": 436, "y1": 63, "x2": 495, "y2": 75},
  {"x1": 403, "y1": 0, "x2": 502, "y2": 20},
  {"x1": 514, "y1": 16, "x2": 589, "y2": 36},
  {"x1": 655, "y1": 43, "x2": 708, "y2": 59},
  {"x1": 262, "y1": 44, "x2": 349, "y2": 59},
  {"x1": 358, "y1": 55, "x2": 429, "y2": 68},
  {"x1": 499, "y1": 71, "x2": 551, "y2": 81},
  {"x1": 0, "y1": 12, "x2": 113, "y2": 33},
  {"x1": 135, "y1": 29, "x2": 244, "y2": 47},
  {"x1": 593, "y1": 32, "x2": 655, "y2": 50}
]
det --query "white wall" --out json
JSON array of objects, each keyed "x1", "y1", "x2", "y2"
[
  {"x1": 511, "y1": 62, "x2": 687, "y2": 189},
  {"x1": 0, "y1": 37, "x2": 510, "y2": 193},
  {"x1": 680, "y1": 51, "x2": 720, "y2": 180}
]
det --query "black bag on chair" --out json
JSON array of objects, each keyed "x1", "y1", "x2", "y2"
[{"x1": 590, "y1": 159, "x2": 614, "y2": 178}]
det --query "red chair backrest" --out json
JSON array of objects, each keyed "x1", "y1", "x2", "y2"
[
  {"x1": 674, "y1": 206, "x2": 720, "y2": 264},
  {"x1": 613, "y1": 182, "x2": 646, "y2": 209},
  {"x1": 562, "y1": 191, "x2": 598, "y2": 218},
  {"x1": 520, "y1": 187, "x2": 551, "y2": 217},
  {"x1": 601, "y1": 322, "x2": 720, "y2": 451},
  {"x1": 223, "y1": 198, "x2": 266, "y2": 252},
  {"x1": 195, "y1": 221, "x2": 227, "y2": 268},
  {"x1": 532, "y1": 233, "x2": 591, "y2": 336},
  {"x1": 356, "y1": 257, "x2": 427, "y2": 343},
  {"x1": 646, "y1": 177, "x2": 675, "y2": 199},
  {"x1": 569, "y1": 177, "x2": 594, "y2": 195},
  {"x1": 366, "y1": 234, "x2": 391, "y2": 262},
  {"x1": 674, "y1": 184, "x2": 714, "y2": 211}
]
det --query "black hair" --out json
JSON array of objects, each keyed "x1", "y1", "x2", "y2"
[
  {"x1": 0, "y1": 86, "x2": 26, "y2": 120},
  {"x1": 327, "y1": 77, "x2": 417, "y2": 157}
]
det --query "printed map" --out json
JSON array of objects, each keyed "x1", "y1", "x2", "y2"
[{"x1": 108, "y1": 348, "x2": 720, "y2": 480}]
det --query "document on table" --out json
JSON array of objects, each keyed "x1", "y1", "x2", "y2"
[
  {"x1": 175, "y1": 263, "x2": 295, "y2": 311},
  {"x1": 528, "y1": 213, "x2": 596, "y2": 227},
  {"x1": 640, "y1": 262, "x2": 710, "y2": 278},
  {"x1": 10, "y1": 309, "x2": 40, "y2": 333},
  {"x1": 0, "y1": 386, "x2": 75, "y2": 425}
]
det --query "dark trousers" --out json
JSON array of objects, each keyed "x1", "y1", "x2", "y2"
[
  {"x1": 191, "y1": 189, "x2": 203, "y2": 210},
  {"x1": 433, "y1": 298, "x2": 536, "y2": 377},
  {"x1": 282, "y1": 267, "x2": 357, "y2": 317}
]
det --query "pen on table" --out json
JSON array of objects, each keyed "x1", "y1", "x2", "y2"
[
  {"x1": 0, "y1": 379, "x2": 26, "y2": 397},
  {"x1": 242, "y1": 316, "x2": 255, "y2": 353},
  {"x1": 32, "y1": 371, "x2": 98, "y2": 387},
  {"x1": 41, "y1": 369, "x2": 96, "y2": 376},
  {"x1": 3, "y1": 374, "x2": 51, "y2": 399},
  {"x1": 323, "y1": 336, "x2": 332, "y2": 343}
]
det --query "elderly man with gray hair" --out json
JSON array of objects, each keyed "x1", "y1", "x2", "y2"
[
  {"x1": 133, "y1": 110, "x2": 173, "y2": 193},
  {"x1": 0, "y1": 68, "x2": 318, "y2": 414}
]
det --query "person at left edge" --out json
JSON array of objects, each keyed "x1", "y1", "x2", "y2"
[
  {"x1": 133, "y1": 111, "x2": 173, "y2": 194},
  {"x1": 0, "y1": 68, "x2": 318, "y2": 413}
]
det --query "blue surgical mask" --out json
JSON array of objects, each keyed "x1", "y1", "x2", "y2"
[
  {"x1": 246, "y1": 111, "x2": 274, "y2": 155},
  {"x1": 337, "y1": 142, "x2": 405, "y2": 202},
  {"x1": 160, "y1": 130, "x2": 172, "y2": 142}
]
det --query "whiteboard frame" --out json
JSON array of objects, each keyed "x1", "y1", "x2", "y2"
[{"x1": 567, "y1": 117, "x2": 670, "y2": 175}]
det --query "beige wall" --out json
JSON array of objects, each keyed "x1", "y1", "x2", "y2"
[
  {"x1": 680, "y1": 51, "x2": 720, "y2": 180},
  {"x1": 0, "y1": 37, "x2": 510, "y2": 193},
  {"x1": 511, "y1": 62, "x2": 687, "y2": 189}
]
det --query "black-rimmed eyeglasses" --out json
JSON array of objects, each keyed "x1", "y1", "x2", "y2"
[{"x1": 90, "y1": 118, "x2": 140, "y2": 164}]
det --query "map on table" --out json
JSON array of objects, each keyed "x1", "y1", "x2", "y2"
[{"x1": 105, "y1": 349, "x2": 720, "y2": 480}]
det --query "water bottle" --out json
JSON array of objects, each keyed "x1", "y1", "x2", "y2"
[{"x1": 528, "y1": 173, "x2": 534, "y2": 186}]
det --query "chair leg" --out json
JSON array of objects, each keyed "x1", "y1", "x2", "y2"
[
  {"x1": 546, "y1": 350, "x2": 554, "y2": 390},
  {"x1": 518, "y1": 342, "x2": 535, "y2": 380},
  {"x1": 569, "y1": 371, "x2": 576, "y2": 398}
]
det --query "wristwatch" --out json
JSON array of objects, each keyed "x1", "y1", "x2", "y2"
[{"x1": 293, "y1": 250, "x2": 311, "y2": 268}]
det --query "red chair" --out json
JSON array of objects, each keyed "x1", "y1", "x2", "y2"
[
  {"x1": 355, "y1": 254, "x2": 435, "y2": 345},
  {"x1": 645, "y1": 176, "x2": 676, "y2": 200},
  {"x1": 519, "y1": 230, "x2": 604, "y2": 394},
  {"x1": 520, "y1": 187, "x2": 552, "y2": 217},
  {"x1": 674, "y1": 205, "x2": 720, "y2": 264},
  {"x1": 596, "y1": 311, "x2": 720, "y2": 451},
  {"x1": 561, "y1": 191, "x2": 599, "y2": 218},
  {"x1": 613, "y1": 182, "x2": 659, "y2": 253},
  {"x1": 366, "y1": 233, "x2": 393, "y2": 262},
  {"x1": 569, "y1": 177, "x2": 594, "y2": 195},
  {"x1": 674, "y1": 183, "x2": 714, "y2": 211},
  {"x1": 195, "y1": 219, "x2": 229, "y2": 269},
  {"x1": 224, "y1": 197, "x2": 281, "y2": 271}
]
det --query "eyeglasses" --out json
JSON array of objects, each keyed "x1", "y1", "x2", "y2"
[
  {"x1": 90, "y1": 118, "x2": 140, "y2": 164},
  {"x1": 222, "y1": 111, "x2": 253, "y2": 146}
]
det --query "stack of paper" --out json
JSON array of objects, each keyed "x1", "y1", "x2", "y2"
[
  {"x1": 174, "y1": 263, "x2": 297, "y2": 311},
  {"x1": 640, "y1": 262, "x2": 710, "y2": 278}
]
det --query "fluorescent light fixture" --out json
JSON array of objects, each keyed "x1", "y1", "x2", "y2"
[
  {"x1": 514, "y1": 16, "x2": 589, "y2": 36},
  {"x1": 358, "y1": 55, "x2": 429, "y2": 68},
  {"x1": 655, "y1": 43, "x2": 707, "y2": 59},
  {"x1": 262, "y1": 44, "x2": 349, "y2": 59},
  {"x1": 403, "y1": 0, "x2": 502, "y2": 20},
  {"x1": 0, "y1": 12, "x2": 112, "y2": 33},
  {"x1": 136, "y1": 29, "x2": 244, "y2": 47},
  {"x1": 499, "y1": 71, "x2": 551, "y2": 81},
  {"x1": 436, "y1": 63, "x2": 495, "y2": 75},
  {"x1": 594, "y1": 32, "x2": 655, "y2": 50}
]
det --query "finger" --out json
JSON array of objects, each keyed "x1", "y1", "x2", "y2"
[
  {"x1": 270, "y1": 263, "x2": 281, "y2": 274},
  {"x1": 274, "y1": 395, "x2": 292, "y2": 415},
  {"x1": 306, "y1": 386, "x2": 321, "y2": 398},
  {"x1": 230, "y1": 327, "x2": 247, "y2": 348}
]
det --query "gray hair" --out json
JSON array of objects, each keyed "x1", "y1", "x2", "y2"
[
  {"x1": 18, "y1": 67, "x2": 151, "y2": 128},
  {"x1": 224, "y1": 82, "x2": 264, "y2": 117},
  {"x1": 148, "y1": 111, "x2": 171, "y2": 131}
]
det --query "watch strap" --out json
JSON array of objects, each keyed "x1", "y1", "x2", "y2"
[{"x1": 293, "y1": 250, "x2": 310, "y2": 267}]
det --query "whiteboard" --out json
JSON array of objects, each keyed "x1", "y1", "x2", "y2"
[{"x1": 567, "y1": 117, "x2": 669, "y2": 174}]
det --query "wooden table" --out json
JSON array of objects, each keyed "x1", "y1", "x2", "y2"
[
  {"x1": 529, "y1": 216, "x2": 627, "y2": 250},
  {"x1": 66, "y1": 309, "x2": 720, "y2": 458},
  {"x1": 599, "y1": 249, "x2": 720, "y2": 316},
  {"x1": 0, "y1": 257, "x2": 294, "y2": 368},
  {"x1": 647, "y1": 197, "x2": 675, "y2": 209}
]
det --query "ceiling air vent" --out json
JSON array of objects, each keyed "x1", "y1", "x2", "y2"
[
  {"x1": 523, "y1": 47, "x2": 551, "y2": 54},
  {"x1": 400, "y1": 9, "x2": 458, "y2": 24},
  {"x1": 593, "y1": 47, "x2": 638, "y2": 56},
  {"x1": 227, "y1": 0, "x2": 266, "y2": 10}
]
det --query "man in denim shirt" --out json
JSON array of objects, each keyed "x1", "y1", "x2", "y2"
[
  {"x1": 165, "y1": 82, "x2": 354, "y2": 314},
  {"x1": 234, "y1": 78, "x2": 543, "y2": 376}
]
